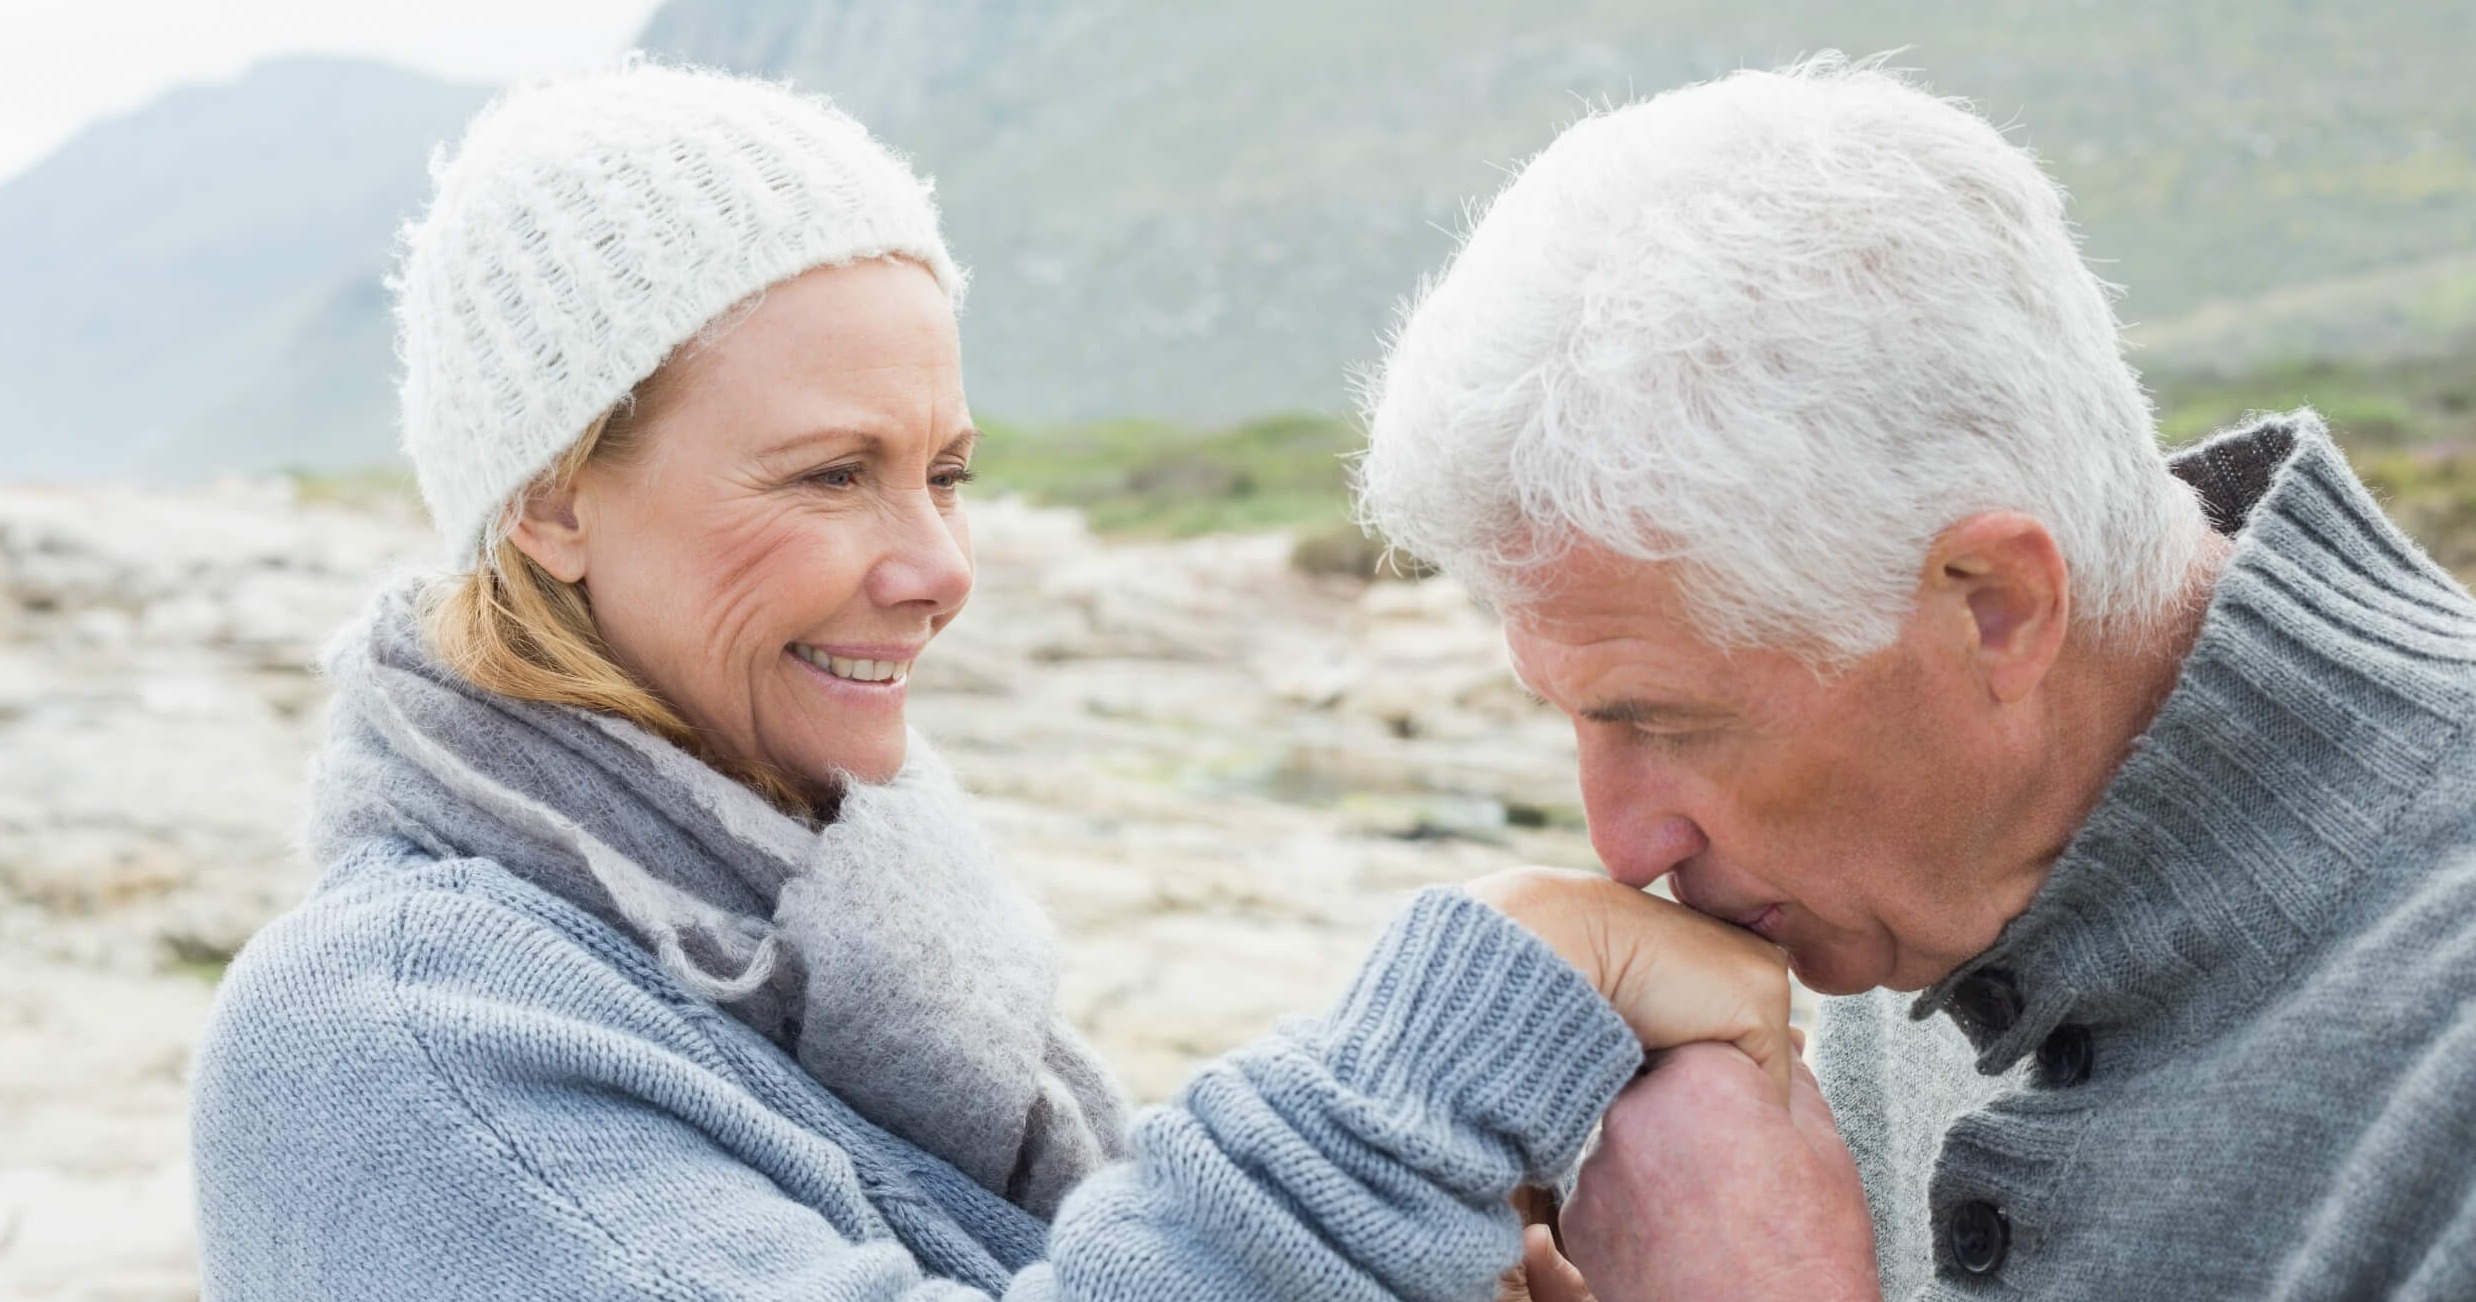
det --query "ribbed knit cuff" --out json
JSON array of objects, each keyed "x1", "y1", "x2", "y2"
[{"x1": 1318, "y1": 887, "x2": 1643, "y2": 1181}]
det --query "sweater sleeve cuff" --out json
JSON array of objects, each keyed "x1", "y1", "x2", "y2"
[{"x1": 1315, "y1": 886, "x2": 1644, "y2": 1181}]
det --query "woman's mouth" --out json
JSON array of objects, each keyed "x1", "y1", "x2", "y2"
[{"x1": 790, "y1": 644, "x2": 915, "y2": 686}]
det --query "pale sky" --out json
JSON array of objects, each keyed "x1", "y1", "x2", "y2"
[{"x1": 0, "y1": 0, "x2": 671, "y2": 183}]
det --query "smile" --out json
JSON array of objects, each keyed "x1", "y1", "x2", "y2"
[{"x1": 791, "y1": 645, "x2": 914, "y2": 685}]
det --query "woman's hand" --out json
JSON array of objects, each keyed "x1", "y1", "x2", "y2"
[{"x1": 1464, "y1": 866, "x2": 1796, "y2": 1100}]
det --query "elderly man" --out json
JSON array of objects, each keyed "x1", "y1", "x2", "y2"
[{"x1": 1364, "y1": 59, "x2": 2476, "y2": 1300}]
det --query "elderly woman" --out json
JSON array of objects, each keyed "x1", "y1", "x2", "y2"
[{"x1": 188, "y1": 64, "x2": 1813, "y2": 1299}]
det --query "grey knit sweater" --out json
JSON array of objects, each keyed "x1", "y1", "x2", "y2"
[{"x1": 1814, "y1": 414, "x2": 2476, "y2": 1299}]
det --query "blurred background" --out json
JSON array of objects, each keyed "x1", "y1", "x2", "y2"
[{"x1": 1, "y1": 2, "x2": 2469, "y2": 1296}]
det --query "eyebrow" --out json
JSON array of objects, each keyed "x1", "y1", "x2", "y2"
[{"x1": 753, "y1": 425, "x2": 981, "y2": 462}]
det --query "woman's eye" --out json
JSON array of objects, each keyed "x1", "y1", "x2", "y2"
[
  {"x1": 804, "y1": 464, "x2": 862, "y2": 489},
  {"x1": 931, "y1": 465, "x2": 978, "y2": 491}
]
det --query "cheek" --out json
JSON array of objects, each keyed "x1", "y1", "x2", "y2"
[
  {"x1": 948, "y1": 503, "x2": 974, "y2": 564},
  {"x1": 1743, "y1": 697, "x2": 1973, "y2": 913},
  {"x1": 592, "y1": 494, "x2": 871, "y2": 717}
]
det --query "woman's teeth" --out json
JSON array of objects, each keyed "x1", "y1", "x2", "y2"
[{"x1": 794, "y1": 646, "x2": 912, "y2": 683}]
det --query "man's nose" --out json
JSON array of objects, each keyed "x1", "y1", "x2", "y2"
[
  {"x1": 1598, "y1": 814, "x2": 1710, "y2": 890},
  {"x1": 1577, "y1": 735, "x2": 1709, "y2": 889},
  {"x1": 864, "y1": 489, "x2": 973, "y2": 614}
]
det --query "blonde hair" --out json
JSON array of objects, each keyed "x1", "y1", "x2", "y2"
[{"x1": 420, "y1": 382, "x2": 818, "y2": 815}]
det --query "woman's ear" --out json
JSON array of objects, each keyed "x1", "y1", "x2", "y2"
[{"x1": 505, "y1": 479, "x2": 593, "y2": 584}]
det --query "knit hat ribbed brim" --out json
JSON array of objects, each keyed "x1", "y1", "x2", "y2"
[{"x1": 392, "y1": 60, "x2": 964, "y2": 565}]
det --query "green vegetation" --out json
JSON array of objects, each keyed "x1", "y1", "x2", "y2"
[
  {"x1": 289, "y1": 463, "x2": 418, "y2": 509},
  {"x1": 641, "y1": 0, "x2": 2476, "y2": 430},
  {"x1": 972, "y1": 413, "x2": 1362, "y2": 537},
  {"x1": 169, "y1": 955, "x2": 233, "y2": 985},
  {"x1": 280, "y1": 335, "x2": 2476, "y2": 586},
  {"x1": 972, "y1": 412, "x2": 1442, "y2": 578},
  {"x1": 2153, "y1": 337, "x2": 2476, "y2": 576},
  {"x1": 977, "y1": 334, "x2": 2476, "y2": 584},
  {"x1": 2152, "y1": 345, "x2": 2476, "y2": 449}
]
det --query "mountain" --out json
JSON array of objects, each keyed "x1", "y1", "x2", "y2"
[
  {"x1": 1, "y1": 4, "x2": 2471, "y2": 479},
  {"x1": 0, "y1": 58, "x2": 489, "y2": 480},
  {"x1": 641, "y1": 0, "x2": 2476, "y2": 425}
]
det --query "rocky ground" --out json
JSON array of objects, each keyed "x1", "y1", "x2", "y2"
[{"x1": 0, "y1": 481, "x2": 1635, "y2": 1299}]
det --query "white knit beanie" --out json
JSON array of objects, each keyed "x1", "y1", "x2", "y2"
[{"x1": 393, "y1": 60, "x2": 964, "y2": 565}]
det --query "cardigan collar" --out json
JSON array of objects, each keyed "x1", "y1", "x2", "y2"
[{"x1": 1912, "y1": 413, "x2": 2476, "y2": 1072}]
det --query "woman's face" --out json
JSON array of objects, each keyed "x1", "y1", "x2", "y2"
[{"x1": 513, "y1": 257, "x2": 975, "y2": 789}]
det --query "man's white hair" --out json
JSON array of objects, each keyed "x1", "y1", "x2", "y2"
[{"x1": 1358, "y1": 56, "x2": 2208, "y2": 660}]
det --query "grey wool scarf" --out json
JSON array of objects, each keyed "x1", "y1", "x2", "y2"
[{"x1": 306, "y1": 583, "x2": 1131, "y2": 1218}]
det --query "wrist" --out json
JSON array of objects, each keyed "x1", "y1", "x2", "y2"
[{"x1": 1463, "y1": 866, "x2": 1617, "y2": 996}]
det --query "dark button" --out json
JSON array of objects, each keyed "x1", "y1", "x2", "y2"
[
  {"x1": 1949, "y1": 1200, "x2": 2011, "y2": 1275},
  {"x1": 1948, "y1": 968, "x2": 2024, "y2": 1038},
  {"x1": 2035, "y1": 1024, "x2": 2094, "y2": 1087}
]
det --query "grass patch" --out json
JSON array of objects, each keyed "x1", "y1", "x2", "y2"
[
  {"x1": 168, "y1": 955, "x2": 233, "y2": 985},
  {"x1": 2140, "y1": 339, "x2": 2476, "y2": 578},
  {"x1": 971, "y1": 412, "x2": 1360, "y2": 537},
  {"x1": 2152, "y1": 336, "x2": 2476, "y2": 449}
]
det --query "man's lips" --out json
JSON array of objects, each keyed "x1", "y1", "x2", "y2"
[{"x1": 1668, "y1": 867, "x2": 1787, "y2": 940}]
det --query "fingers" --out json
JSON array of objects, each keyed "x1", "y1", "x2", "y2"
[
  {"x1": 1786, "y1": 1053, "x2": 1850, "y2": 1150},
  {"x1": 1520, "y1": 1224, "x2": 1599, "y2": 1302},
  {"x1": 1598, "y1": 888, "x2": 1796, "y2": 1104},
  {"x1": 1466, "y1": 866, "x2": 1797, "y2": 1103},
  {"x1": 1510, "y1": 1183, "x2": 1561, "y2": 1238}
]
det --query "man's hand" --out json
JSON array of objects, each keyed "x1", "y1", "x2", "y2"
[
  {"x1": 1562, "y1": 1042, "x2": 1880, "y2": 1302},
  {"x1": 1498, "y1": 1223, "x2": 1598, "y2": 1302},
  {"x1": 1465, "y1": 867, "x2": 1796, "y2": 1098}
]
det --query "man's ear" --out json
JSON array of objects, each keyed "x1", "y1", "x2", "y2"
[
  {"x1": 505, "y1": 478, "x2": 592, "y2": 585},
  {"x1": 1922, "y1": 512, "x2": 2070, "y2": 704}
]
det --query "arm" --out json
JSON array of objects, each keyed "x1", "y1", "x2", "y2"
[
  {"x1": 1027, "y1": 888, "x2": 1644, "y2": 1299},
  {"x1": 197, "y1": 871, "x2": 1781, "y2": 1300},
  {"x1": 194, "y1": 881, "x2": 1009, "y2": 1300}
]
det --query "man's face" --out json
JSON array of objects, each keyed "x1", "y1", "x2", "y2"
[{"x1": 1505, "y1": 545, "x2": 2032, "y2": 995}]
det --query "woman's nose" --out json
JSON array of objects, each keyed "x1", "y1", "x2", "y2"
[{"x1": 865, "y1": 489, "x2": 973, "y2": 613}]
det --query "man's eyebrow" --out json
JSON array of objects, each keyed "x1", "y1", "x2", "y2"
[{"x1": 1578, "y1": 698, "x2": 1711, "y2": 727}]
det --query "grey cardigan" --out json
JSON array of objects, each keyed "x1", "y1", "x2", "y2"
[{"x1": 1816, "y1": 414, "x2": 2476, "y2": 1298}]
